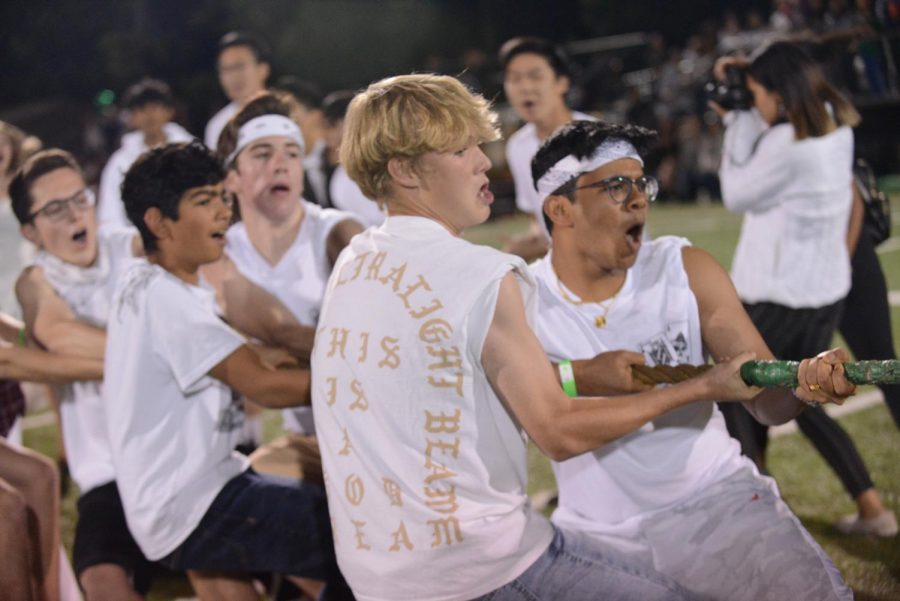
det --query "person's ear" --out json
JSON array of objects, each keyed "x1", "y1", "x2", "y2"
[
  {"x1": 143, "y1": 207, "x2": 170, "y2": 242},
  {"x1": 545, "y1": 194, "x2": 575, "y2": 228},
  {"x1": 224, "y1": 169, "x2": 241, "y2": 195},
  {"x1": 556, "y1": 74, "x2": 571, "y2": 96},
  {"x1": 387, "y1": 157, "x2": 420, "y2": 190},
  {"x1": 20, "y1": 222, "x2": 41, "y2": 248}
]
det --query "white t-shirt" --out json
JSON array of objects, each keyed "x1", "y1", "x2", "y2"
[
  {"x1": 506, "y1": 111, "x2": 594, "y2": 236},
  {"x1": 204, "y1": 101, "x2": 239, "y2": 150},
  {"x1": 225, "y1": 201, "x2": 357, "y2": 434},
  {"x1": 98, "y1": 123, "x2": 194, "y2": 229},
  {"x1": 720, "y1": 110, "x2": 853, "y2": 308},
  {"x1": 329, "y1": 165, "x2": 385, "y2": 227},
  {"x1": 34, "y1": 226, "x2": 137, "y2": 494},
  {"x1": 0, "y1": 198, "x2": 35, "y2": 316},
  {"x1": 531, "y1": 237, "x2": 748, "y2": 540},
  {"x1": 312, "y1": 216, "x2": 554, "y2": 601},
  {"x1": 104, "y1": 259, "x2": 248, "y2": 560}
]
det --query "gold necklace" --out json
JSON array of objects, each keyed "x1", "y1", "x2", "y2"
[{"x1": 555, "y1": 277, "x2": 621, "y2": 328}]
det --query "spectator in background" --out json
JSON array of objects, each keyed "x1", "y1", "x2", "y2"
[
  {"x1": 274, "y1": 77, "x2": 329, "y2": 208},
  {"x1": 321, "y1": 90, "x2": 385, "y2": 227},
  {"x1": 97, "y1": 78, "x2": 194, "y2": 229},
  {"x1": 714, "y1": 41, "x2": 896, "y2": 537},
  {"x1": 205, "y1": 31, "x2": 271, "y2": 150},
  {"x1": 500, "y1": 37, "x2": 594, "y2": 262}
]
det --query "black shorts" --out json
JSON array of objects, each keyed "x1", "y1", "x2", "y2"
[{"x1": 73, "y1": 481, "x2": 156, "y2": 593}]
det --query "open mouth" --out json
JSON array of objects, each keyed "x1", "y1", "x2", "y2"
[
  {"x1": 211, "y1": 231, "x2": 226, "y2": 241},
  {"x1": 72, "y1": 229, "x2": 87, "y2": 243},
  {"x1": 479, "y1": 182, "x2": 494, "y2": 204},
  {"x1": 269, "y1": 183, "x2": 290, "y2": 195},
  {"x1": 522, "y1": 100, "x2": 537, "y2": 111},
  {"x1": 625, "y1": 223, "x2": 643, "y2": 249}
]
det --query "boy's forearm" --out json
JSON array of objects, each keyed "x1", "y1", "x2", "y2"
[
  {"x1": 0, "y1": 347, "x2": 104, "y2": 383},
  {"x1": 245, "y1": 368, "x2": 311, "y2": 408},
  {"x1": 743, "y1": 388, "x2": 804, "y2": 426}
]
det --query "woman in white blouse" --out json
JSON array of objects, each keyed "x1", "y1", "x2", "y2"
[{"x1": 713, "y1": 41, "x2": 896, "y2": 537}]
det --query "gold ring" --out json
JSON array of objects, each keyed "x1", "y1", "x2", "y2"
[{"x1": 809, "y1": 384, "x2": 820, "y2": 392}]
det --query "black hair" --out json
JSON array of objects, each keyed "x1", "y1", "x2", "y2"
[
  {"x1": 748, "y1": 41, "x2": 859, "y2": 139},
  {"x1": 121, "y1": 141, "x2": 224, "y2": 253},
  {"x1": 499, "y1": 36, "x2": 571, "y2": 78},
  {"x1": 531, "y1": 120, "x2": 657, "y2": 233},
  {"x1": 122, "y1": 78, "x2": 175, "y2": 110},
  {"x1": 274, "y1": 76, "x2": 323, "y2": 111},
  {"x1": 322, "y1": 90, "x2": 356, "y2": 126},
  {"x1": 218, "y1": 30, "x2": 271, "y2": 64},
  {"x1": 9, "y1": 149, "x2": 83, "y2": 225}
]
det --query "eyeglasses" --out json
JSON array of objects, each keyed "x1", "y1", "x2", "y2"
[
  {"x1": 574, "y1": 175, "x2": 659, "y2": 204},
  {"x1": 28, "y1": 188, "x2": 96, "y2": 223}
]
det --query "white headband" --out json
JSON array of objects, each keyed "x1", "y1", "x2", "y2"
[
  {"x1": 225, "y1": 114, "x2": 305, "y2": 165},
  {"x1": 534, "y1": 138, "x2": 643, "y2": 201}
]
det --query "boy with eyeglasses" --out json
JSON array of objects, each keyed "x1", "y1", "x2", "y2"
[
  {"x1": 9, "y1": 148, "x2": 322, "y2": 600},
  {"x1": 10, "y1": 149, "x2": 155, "y2": 599},
  {"x1": 527, "y1": 120, "x2": 853, "y2": 601}
]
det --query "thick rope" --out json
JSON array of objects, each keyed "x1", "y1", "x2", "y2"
[{"x1": 631, "y1": 360, "x2": 900, "y2": 388}]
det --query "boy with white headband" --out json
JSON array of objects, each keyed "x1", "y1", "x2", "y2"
[
  {"x1": 310, "y1": 73, "x2": 849, "y2": 601},
  {"x1": 529, "y1": 120, "x2": 853, "y2": 600},
  {"x1": 210, "y1": 92, "x2": 362, "y2": 483}
]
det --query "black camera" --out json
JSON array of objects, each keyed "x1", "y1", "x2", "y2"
[{"x1": 704, "y1": 65, "x2": 753, "y2": 111}]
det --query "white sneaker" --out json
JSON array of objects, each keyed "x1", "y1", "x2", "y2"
[{"x1": 835, "y1": 510, "x2": 898, "y2": 537}]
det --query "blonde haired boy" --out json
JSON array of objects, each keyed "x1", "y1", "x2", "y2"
[{"x1": 309, "y1": 73, "x2": 831, "y2": 601}]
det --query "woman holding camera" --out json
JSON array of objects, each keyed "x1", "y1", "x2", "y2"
[{"x1": 713, "y1": 41, "x2": 896, "y2": 537}]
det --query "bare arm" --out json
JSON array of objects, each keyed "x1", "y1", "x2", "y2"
[
  {"x1": 209, "y1": 344, "x2": 310, "y2": 408},
  {"x1": 481, "y1": 272, "x2": 754, "y2": 461},
  {"x1": 326, "y1": 218, "x2": 364, "y2": 267},
  {"x1": 15, "y1": 267, "x2": 106, "y2": 359},
  {"x1": 683, "y1": 246, "x2": 853, "y2": 425},
  {"x1": 0, "y1": 344, "x2": 103, "y2": 383},
  {"x1": 565, "y1": 350, "x2": 651, "y2": 396},
  {"x1": 201, "y1": 257, "x2": 316, "y2": 359}
]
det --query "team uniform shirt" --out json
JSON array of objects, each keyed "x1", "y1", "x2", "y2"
[
  {"x1": 104, "y1": 259, "x2": 247, "y2": 560},
  {"x1": 98, "y1": 123, "x2": 194, "y2": 229},
  {"x1": 531, "y1": 236, "x2": 749, "y2": 540},
  {"x1": 33, "y1": 226, "x2": 137, "y2": 494},
  {"x1": 720, "y1": 109, "x2": 854, "y2": 308},
  {"x1": 225, "y1": 201, "x2": 357, "y2": 434},
  {"x1": 506, "y1": 111, "x2": 594, "y2": 238},
  {"x1": 329, "y1": 165, "x2": 386, "y2": 227},
  {"x1": 204, "y1": 101, "x2": 239, "y2": 150},
  {"x1": 312, "y1": 216, "x2": 554, "y2": 601}
]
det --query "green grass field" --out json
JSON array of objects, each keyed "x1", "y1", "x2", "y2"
[{"x1": 22, "y1": 197, "x2": 900, "y2": 600}]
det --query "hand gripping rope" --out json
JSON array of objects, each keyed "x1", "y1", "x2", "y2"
[{"x1": 630, "y1": 360, "x2": 900, "y2": 388}]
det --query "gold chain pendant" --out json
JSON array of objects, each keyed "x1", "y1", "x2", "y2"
[{"x1": 594, "y1": 315, "x2": 607, "y2": 328}]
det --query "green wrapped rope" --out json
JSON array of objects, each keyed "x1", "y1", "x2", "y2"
[{"x1": 740, "y1": 360, "x2": 900, "y2": 388}]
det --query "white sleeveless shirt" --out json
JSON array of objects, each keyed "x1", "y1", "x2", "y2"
[
  {"x1": 225, "y1": 201, "x2": 356, "y2": 434},
  {"x1": 531, "y1": 236, "x2": 748, "y2": 536},
  {"x1": 33, "y1": 226, "x2": 136, "y2": 494},
  {"x1": 312, "y1": 217, "x2": 553, "y2": 601}
]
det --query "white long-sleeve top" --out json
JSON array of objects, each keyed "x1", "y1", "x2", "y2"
[{"x1": 719, "y1": 110, "x2": 853, "y2": 308}]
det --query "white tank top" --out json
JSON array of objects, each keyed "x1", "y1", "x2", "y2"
[
  {"x1": 34, "y1": 226, "x2": 136, "y2": 494},
  {"x1": 531, "y1": 236, "x2": 748, "y2": 535},
  {"x1": 312, "y1": 217, "x2": 553, "y2": 601},
  {"x1": 225, "y1": 201, "x2": 354, "y2": 434}
]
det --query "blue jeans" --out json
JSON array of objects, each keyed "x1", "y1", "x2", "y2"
[{"x1": 475, "y1": 525, "x2": 697, "y2": 600}]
